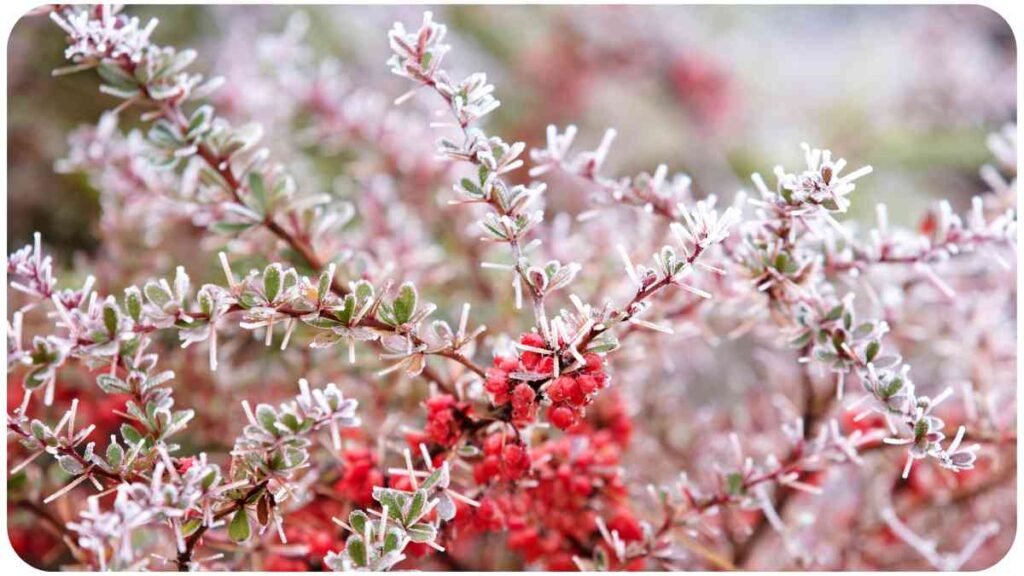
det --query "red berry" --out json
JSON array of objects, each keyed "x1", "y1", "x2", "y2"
[
  {"x1": 547, "y1": 376, "x2": 573, "y2": 402},
  {"x1": 577, "y1": 374, "x2": 599, "y2": 395},
  {"x1": 549, "y1": 405, "x2": 577, "y2": 430},
  {"x1": 423, "y1": 394, "x2": 467, "y2": 448},
  {"x1": 520, "y1": 332, "x2": 546, "y2": 348},
  {"x1": 511, "y1": 383, "x2": 535, "y2": 409},
  {"x1": 483, "y1": 433, "x2": 504, "y2": 454},
  {"x1": 567, "y1": 377, "x2": 587, "y2": 405},
  {"x1": 535, "y1": 356, "x2": 555, "y2": 375},
  {"x1": 503, "y1": 443, "x2": 525, "y2": 465}
]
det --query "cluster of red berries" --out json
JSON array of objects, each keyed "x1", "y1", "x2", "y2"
[
  {"x1": 545, "y1": 352, "x2": 608, "y2": 430},
  {"x1": 516, "y1": 332, "x2": 556, "y2": 374},
  {"x1": 422, "y1": 394, "x2": 472, "y2": 448},
  {"x1": 486, "y1": 332, "x2": 610, "y2": 429},
  {"x1": 332, "y1": 447, "x2": 384, "y2": 507},
  {"x1": 473, "y1": 432, "x2": 531, "y2": 484},
  {"x1": 485, "y1": 335, "x2": 544, "y2": 426},
  {"x1": 459, "y1": 425, "x2": 639, "y2": 570}
]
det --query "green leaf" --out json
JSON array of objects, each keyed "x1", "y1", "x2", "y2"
[
  {"x1": 853, "y1": 322, "x2": 875, "y2": 339},
  {"x1": 138, "y1": 372, "x2": 169, "y2": 396},
  {"x1": 345, "y1": 535, "x2": 367, "y2": 566},
  {"x1": 121, "y1": 423, "x2": 143, "y2": 446},
  {"x1": 197, "y1": 291, "x2": 213, "y2": 316},
  {"x1": 302, "y1": 316, "x2": 341, "y2": 330},
  {"x1": 789, "y1": 331, "x2": 812, "y2": 349},
  {"x1": 420, "y1": 463, "x2": 449, "y2": 492},
  {"x1": 348, "y1": 510, "x2": 370, "y2": 535},
  {"x1": 201, "y1": 468, "x2": 220, "y2": 491},
  {"x1": 100, "y1": 301, "x2": 118, "y2": 336},
  {"x1": 124, "y1": 287, "x2": 143, "y2": 321},
  {"x1": 383, "y1": 526, "x2": 405, "y2": 554},
  {"x1": 255, "y1": 404, "x2": 278, "y2": 433},
  {"x1": 354, "y1": 280, "x2": 373, "y2": 303},
  {"x1": 773, "y1": 252, "x2": 788, "y2": 272},
  {"x1": 281, "y1": 268, "x2": 298, "y2": 295},
  {"x1": 96, "y1": 374, "x2": 128, "y2": 394},
  {"x1": 166, "y1": 410, "x2": 194, "y2": 437},
  {"x1": 263, "y1": 264, "x2": 282, "y2": 303},
  {"x1": 30, "y1": 420, "x2": 48, "y2": 440},
  {"x1": 404, "y1": 489, "x2": 427, "y2": 524},
  {"x1": 372, "y1": 487, "x2": 406, "y2": 521},
  {"x1": 584, "y1": 335, "x2": 619, "y2": 355},
  {"x1": 181, "y1": 518, "x2": 203, "y2": 537},
  {"x1": 187, "y1": 105, "x2": 213, "y2": 139},
  {"x1": 335, "y1": 295, "x2": 356, "y2": 325},
  {"x1": 279, "y1": 412, "x2": 301, "y2": 432},
  {"x1": 914, "y1": 418, "x2": 929, "y2": 440},
  {"x1": 24, "y1": 367, "x2": 49, "y2": 390},
  {"x1": 106, "y1": 443, "x2": 124, "y2": 469},
  {"x1": 865, "y1": 340, "x2": 881, "y2": 363},
  {"x1": 209, "y1": 221, "x2": 255, "y2": 235},
  {"x1": 97, "y1": 60, "x2": 137, "y2": 89},
  {"x1": 144, "y1": 281, "x2": 172, "y2": 309},
  {"x1": 882, "y1": 377, "x2": 904, "y2": 398},
  {"x1": 460, "y1": 177, "x2": 482, "y2": 196},
  {"x1": 318, "y1": 270, "x2": 332, "y2": 300},
  {"x1": 726, "y1": 472, "x2": 745, "y2": 496},
  {"x1": 237, "y1": 292, "x2": 262, "y2": 309},
  {"x1": 228, "y1": 508, "x2": 251, "y2": 543},
  {"x1": 405, "y1": 522, "x2": 436, "y2": 543},
  {"x1": 148, "y1": 120, "x2": 182, "y2": 148},
  {"x1": 392, "y1": 282, "x2": 417, "y2": 325},
  {"x1": 248, "y1": 172, "x2": 267, "y2": 213},
  {"x1": 57, "y1": 455, "x2": 84, "y2": 476}
]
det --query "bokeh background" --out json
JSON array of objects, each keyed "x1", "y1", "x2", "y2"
[
  {"x1": 8, "y1": 4, "x2": 1016, "y2": 257},
  {"x1": 6, "y1": 4, "x2": 1017, "y2": 571}
]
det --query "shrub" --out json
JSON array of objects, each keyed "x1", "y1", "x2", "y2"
[{"x1": 6, "y1": 5, "x2": 1017, "y2": 572}]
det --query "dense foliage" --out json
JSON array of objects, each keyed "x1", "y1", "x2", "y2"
[{"x1": 6, "y1": 5, "x2": 1017, "y2": 572}]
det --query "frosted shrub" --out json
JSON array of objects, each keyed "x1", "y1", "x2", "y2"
[{"x1": 6, "y1": 5, "x2": 1017, "y2": 572}]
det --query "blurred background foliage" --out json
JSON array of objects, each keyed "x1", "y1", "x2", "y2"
[
  {"x1": 7, "y1": 4, "x2": 1016, "y2": 261},
  {"x1": 4, "y1": 6, "x2": 1016, "y2": 570}
]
